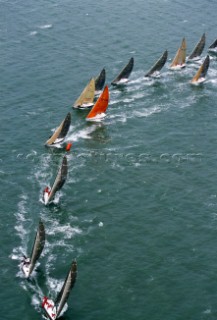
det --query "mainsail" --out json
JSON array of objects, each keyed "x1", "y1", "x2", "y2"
[
  {"x1": 191, "y1": 55, "x2": 210, "y2": 84},
  {"x1": 95, "y1": 68, "x2": 106, "y2": 91},
  {"x1": 45, "y1": 113, "x2": 71, "y2": 146},
  {"x1": 55, "y1": 261, "x2": 77, "y2": 318},
  {"x1": 188, "y1": 33, "x2": 206, "y2": 60},
  {"x1": 170, "y1": 38, "x2": 186, "y2": 69},
  {"x1": 86, "y1": 85, "x2": 109, "y2": 121},
  {"x1": 144, "y1": 50, "x2": 168, "y2": 77},
  {"x1": 111, "y1": 57, "x2": 134, "y2": 85},
  {"x1": 73, "y1": 78, "x2": 95, "y2": 109},
  {"x1": 208, "y1": 39, "x2": 217, "y2": 52},
  {"x1": 22, "y1": 220, "x2": 45, "y2": 277},
  {"x1": 44, "y1": 155, "x2": 68, "y2": 205}
]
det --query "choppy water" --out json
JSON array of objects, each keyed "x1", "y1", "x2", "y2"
[{"x1": 2, "y1": 0, "x2": 217, "y2": 319}]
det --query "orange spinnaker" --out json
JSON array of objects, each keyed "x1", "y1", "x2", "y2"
[{"x1": 86, "y1": 85, "x2": 109, "y2": 119}]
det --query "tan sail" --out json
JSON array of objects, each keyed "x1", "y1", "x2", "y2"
[
  {"x1": 170, "y1": 38, "x2": 186, "y2": 69},
  {"x1": 73, "y1": 78, "x2": 95, "y2": 109},
  {"x1": 45, "y1": 113, "x2": 71, "y2": 146},
  {"x1": 46, "y1": 120, "x2": 65, "y2": 145},
  {"x1": 191, "y1": 55, "x2": 210, "y2": 84}
]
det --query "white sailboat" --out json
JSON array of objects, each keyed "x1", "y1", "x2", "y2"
[
  {"x1": 21, "y1": 220, "x2": 45, "y2": 278},
  {"x1": 111, "y1": 57, "x2": 134, "y2": 85},
  {"x1": 43, "y1": 156, "x2": 68, "y2": 205},
  {"x1": 45, "y1": 113, "x2": 71, "y2": 147},
  {"x1": 73, "y1": 78, "x2": 95, "y2": 109},
  {"x1": 42, "y1": 261, "x2": 77, "y2": 320}
]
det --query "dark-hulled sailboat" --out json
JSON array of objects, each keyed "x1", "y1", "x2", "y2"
[
  {"x1": 95, "y1": 68, "x2": 106, "y2": 93},
  {"x1": 45, "y1": 113, "x2": 71, "y2": 147},
  {"x1": 21, "y1": 220, "x2": 45, "y2": 278},
  {"x1": 42, "y1": 260, "x2": 77, "y2": 320},
  {"x1": 144, "y1": 50, "x2": 168, "y2": 77},
  {"x1": 43, "y1": 155, "x2": 68, "y2": 205},
  {"x1": 188, "y1": 33, "x2": 206, "y2": 61},
  {"x1": 111, "y1": 57, "x2": 134, "y2": 85},
  {"x1": 190, "y1": 55, "x2": 210, "y2": 85}
]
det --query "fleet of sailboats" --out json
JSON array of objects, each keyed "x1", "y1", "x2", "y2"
[{"x1": 19, "y1": 32, "x2": 214, "y2": 319}]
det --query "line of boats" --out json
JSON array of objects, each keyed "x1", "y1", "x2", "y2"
[{"x1": 19, "y1": 33, "x2": 217, "y2": 319}]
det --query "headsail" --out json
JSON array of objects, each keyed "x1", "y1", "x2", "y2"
[
  {"x1": 86, "y1": 85, "x2": 109, "y2": 121},
  {"x1": 188, "y1": 33, "x2": 205, "y2": 60},
  {"x1": 208, "y1": 39, "x2": 217, "y2": 52},
  {"x1": 73, "y1": 78, "x2": 95, "y2": 109},
  {"x1": 22, "y1": 220, "x2": 45, "y2": 278},
  {"x1": 191, "y1": 55, "x2": 210, "y2": 84},
  {"x1": 55, "y1": 261, "x2": 77, "y2": 318},
  {"x1": 44, "y1": 155, "x2": 68, "y2": 205},
  {"x1": 111, "y1": 57, "x2": 134, "y2": 85},
  {"x1": 45, "y1": 113, "x2": 71, "y2": 146},
  {"x1": 170, "y1": 38, "x2": 186, "y2": 69},
  {"x1": 144, "y1": 50, "x2": 168, "y2": 77},
  {"x1": 95, "y1": 68, "x2": 106, "y2": 92}
]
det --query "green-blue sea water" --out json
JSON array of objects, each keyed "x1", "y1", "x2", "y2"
[{"x1": 1, "y1": 0, "x2": 217, "y2": 319}]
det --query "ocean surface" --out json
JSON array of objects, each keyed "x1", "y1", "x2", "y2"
[{"x1": 1, "y1": 0, "x2": 217, "y2": 319}]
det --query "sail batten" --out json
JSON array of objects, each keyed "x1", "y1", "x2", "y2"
[
  {"x1": 73, "y1": 78, "x2": 95, "y2": 109},
  {"x1": 111, "y1": 57, "x2": 134, "y2": 85},
  {"x1": 145, "y1": 50, "x2": 168, "y2": 77}
]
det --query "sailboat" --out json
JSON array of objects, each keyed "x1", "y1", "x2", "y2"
[
  {"x1": 95, "y1": 68, "x2": 106, "y2": 94},
  {"x1": 144, "y1": 50, "x2": 168, "y2": 77},
  {"x1": 21, "y1": 220, "x2": 45, "y2": 278},
  {"x1": 111, "y1": 57, "x2": 134, "y2": 85},
  {"x1": 190, "y1": 55, "x2": 210, "y2": 85},
  {"x1": 45, "y1": 113, "x2": 71, "y2": 147},
  {"x1": 86, "y1": 85, "x2": 109, "y2": 122},
  {"x1": 73, "y1": 78, "x2": 95, "y2": 109},
  {"x1": 170, "y1": 38, "x2": 186, "y2": 70},
  {"x1": 43, "y1": 155, "x2": 68, "y2": 205},
  {"x1": 42, "y1": 260, "x2": 77, "y2": 320},
  {"x1": 188, "y1": 33, "x2": 206, "y2": 61},
  {"x1": 208, "y1": 38, "x2": 217, "y2": 53}
]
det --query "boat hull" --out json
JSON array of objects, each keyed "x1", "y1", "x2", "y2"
[
  {"x1": 86, "y1": 113, "x2": 106, "y2": 122},
  {"x1": 42, "y1": 297, "x2": 57, "y2": 320}
]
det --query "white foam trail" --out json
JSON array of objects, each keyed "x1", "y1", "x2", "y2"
[{"x1": 39, "y1": 24, "x2": 52, "y2": 29}]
